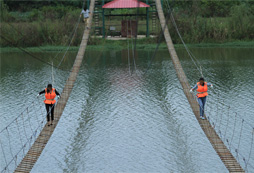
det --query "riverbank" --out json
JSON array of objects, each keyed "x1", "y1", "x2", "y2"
[
  {"x1": 1, "y1": 40, "x2": 254, "y2": 53},
  {"x1": 1, "y1": 1, "x2": 253, "y2": 48}
]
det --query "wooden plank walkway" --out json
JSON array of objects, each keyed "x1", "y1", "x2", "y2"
[
  {"x1": 154, "y1": 0, "x2": 244, "y2": 172},
  {"x1": 14, "y1": 1, "x2": 96, "y2": 172}
]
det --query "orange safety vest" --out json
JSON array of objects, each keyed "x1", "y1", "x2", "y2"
[
  {"x1": 196, "y1": 82, "x2": 208, "y2": 98},
  {"x1": 44, "y1": 88, "x2": 56, "y2": 104}
]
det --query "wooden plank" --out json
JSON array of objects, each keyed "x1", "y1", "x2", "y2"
[
  {"x1": 14, "y1": 1, "x2": 95, "y2": 172},
  {"x1": 154, "y1": 0, "x2": 244, "y2": 172}
]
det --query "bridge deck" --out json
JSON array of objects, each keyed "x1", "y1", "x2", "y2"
[
  {"x1": 154, "y1": 0, "x2": 244, "y2": 172},
  {"x1": 14, "y1": 1, "x2": 95, "y2": 172},
  {"x1": 14, "y1": 0, "x2": 244, "y2": 172}
]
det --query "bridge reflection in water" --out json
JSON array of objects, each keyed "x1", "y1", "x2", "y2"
[{"x1": 0, "y1": 0, "x2": 252, "y2": 173}]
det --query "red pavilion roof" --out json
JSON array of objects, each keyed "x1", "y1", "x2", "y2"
[{"x1": 102, "y1": 0, "x2": 150, "y2": 9}]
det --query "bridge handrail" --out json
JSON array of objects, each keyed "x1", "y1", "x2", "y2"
[{"x1": 154, "y1": 0, "x2": 244, "y2": 172}]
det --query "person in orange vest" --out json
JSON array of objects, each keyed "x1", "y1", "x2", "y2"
[
  {"x1": 190, "y1": 77, "x2": 213, "y2": 120},
  {"x1": 37, "y1": 84, "x2": 60, "y2": 126}
]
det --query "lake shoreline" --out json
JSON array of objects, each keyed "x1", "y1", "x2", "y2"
[{"x1": 1, "y1": 41, "x2": 253, "y2": 53}]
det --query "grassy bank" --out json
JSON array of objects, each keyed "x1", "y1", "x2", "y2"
[
  {"x1": 1, "y1": 40, "x2": 253, "y2": 53},
  {"x1": 1, "y1": 13, "x2": 253, "y2": 47},
  {"x1": 1, "y1": 1, "x2": 253, "y2": 47}
]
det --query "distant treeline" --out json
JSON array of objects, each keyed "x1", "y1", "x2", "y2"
[{"x1": 0, "y1": 0, "x2": 254, "y2": 47}]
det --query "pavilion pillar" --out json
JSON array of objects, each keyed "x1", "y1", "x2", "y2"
[
  {"x1": 146, "y1": 8, "x2": 149, "y2": 37},
  {"x1": 87, "y1": 0, "x2": 90, "y2": 9},
  {"x1": 146, "y1": 0, "x2": 149, "y2": 37},
  {"x1": 102, "y1": 0, "x2": 105, "y2": 38}
]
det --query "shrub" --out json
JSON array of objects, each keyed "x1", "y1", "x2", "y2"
[
  {"x1": 0, "y1": 2, "x2": 14, "y2": 22},
  {"x1": 229, "y1": 4, "x2": 254, "y2": 39}
]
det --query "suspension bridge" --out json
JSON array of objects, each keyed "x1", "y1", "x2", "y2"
[{"x1": 0, "y1": 0, "x2": 253, "y2": 172}]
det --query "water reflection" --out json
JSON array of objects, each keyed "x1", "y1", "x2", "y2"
[{"x1": 0, "y1": 47, "x2": 253, "y2": 172}]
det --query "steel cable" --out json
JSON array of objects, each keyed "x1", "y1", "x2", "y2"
[
  {"x1": 162, "y1": 0, "x2": 216, "y2": 140},
  {"x1": 0, "y1": 101, "x2": 36, "y2": 134},
  {"x1": 145, "y1": 0, "x2": 175, "y2": 75},
  {"x1": 21, "y1": 113, "x2": 29, "y2": 143},
  {"x1": 246, "y1": 128, "x2": 254, "y2": 170},
  {"x1": 224, "y1": 106, "x2": 231, "y2": 141},
  {"x1": 0, "y1": 34, "x2": 72, "y2": 73},
  {"x1": 164, "y1": 1, "x2": 254, "y2": 139},
  {"x1": 0, "y1": 120, "x2": 45, "y2": 173},
  {"x1": 3, "y1": 22, "x2": 49, "y2": 54},
  {"x1": 0, "y1": 1, "x2": 87, "y2": 171},
  {"x1": 230, "y1": 113, "x2": 237, "y2": 150},
  {"x1": 164, "y1": 2, "x2": 254, "y2": 150},
  {"x1": 132, "y1": 0, "x2": 141, "y2": 74},
  {"x1": 236, "y1": 118, "x2": 244, "y2": 162},
  {"x1": 27, "y1": 107, "x2": 34, "y2": 135},
  {"x1": 127, "y1": 20, "x2": 131, "y2": 75},
  {"x1": 0, "y1": 138, "x2": 9, "y2": 173},
  {"x1": 57, "y1": 14, "x2": 82, "y2": 68},
  {"x1": 6, "y1": 128, "x2": 17, "y2": 167}
]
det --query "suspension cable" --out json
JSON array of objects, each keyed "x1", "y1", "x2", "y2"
[
  {"x1": 127, "y1": 20, "x2": 131, "y2": 75},
  {"x1": 132, "y1": 0, "x2": 141, "y2": 74},
  {"x1": 57, "y1": 12, "x2": 83, "y2": 68},
  {"x1": 0, "y1": 1, "x2": 87, "y2": 172},
  {"x1": 0, "y1": 34, "x2": 71, "y2": 72},
  {"x1": 145, "y1": 0, "x2": 175, "y2": 74}
]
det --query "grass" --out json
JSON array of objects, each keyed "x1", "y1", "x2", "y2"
[{"x1": 1, "y1": 40, "x2": 253, "y2": 53}]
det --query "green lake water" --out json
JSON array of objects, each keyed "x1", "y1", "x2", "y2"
[{"x1": 0, "y1": 47, "x2": 253, "y2": 172}]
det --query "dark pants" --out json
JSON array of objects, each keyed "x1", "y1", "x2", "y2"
[
  {"x1": 197, "y1": 96, "x2": 207, "y2": 117},
  {"x1": 45, "y1": 104, "x2": 55, "y2": 122}
]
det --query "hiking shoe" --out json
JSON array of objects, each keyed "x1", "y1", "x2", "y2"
[{"x1": 200, "y1": 116, "x2": 205, "y2": 119}]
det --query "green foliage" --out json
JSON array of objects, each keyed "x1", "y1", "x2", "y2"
[
  {"x1": 111, "y1": 8, "x2": 146, "y2": 15},
  {"x1": 1, "y1": 1, "x2": 254, "y2": 47},
  {"x1": 0, "y1": 21, "x2": 86, "y2": 47},
  {"x1": 28, "y1": 9, "x2": 43, "y2": 22},
  {"x1": 199, "y1": 0, "x2": 237, "y2": 17},
  {"x1": 3, "y1": 0, "x2": 83, "y2": 11},
  {"x1": 229, "y1": 4, "x2": 254, "y2": 39},
  {"x1": 165, "y1": 2, "x2": 254, "y2": 44},
  {"x1": 1, "y1": 2, "x2": 80, "y2": 22},
  {"x1": 0, "y1": 2, "x2": 13, "y2": 21},
  {"x1": 40, "y1": 5, "x2": 75, "y2": 20}
]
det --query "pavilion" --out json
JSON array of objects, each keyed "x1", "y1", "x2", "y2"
[{"x1": 89, "y1": 0, "x2": 150, "y2": 38}]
